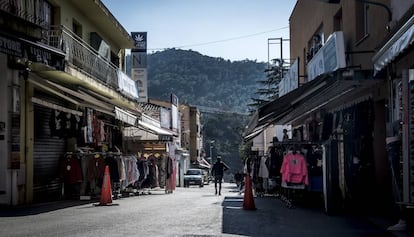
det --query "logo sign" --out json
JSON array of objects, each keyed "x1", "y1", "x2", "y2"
[{"x1": 131, "y1": 32, "x2": 147, "y2": 52}]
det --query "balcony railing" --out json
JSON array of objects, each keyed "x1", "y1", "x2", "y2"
[
  {"x1": 0, "y1": 0, "x2": 51, "y2": 28},
  {"x1": 47, "y1": 25, "x2": 119, "y2": 89}
]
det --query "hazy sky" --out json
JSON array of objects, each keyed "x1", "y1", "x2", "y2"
[{"x1": 101, "y1": 0, "x2": 296, "y2": 63}]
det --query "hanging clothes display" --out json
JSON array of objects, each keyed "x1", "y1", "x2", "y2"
[
  {"x1": 279, "y1": 148, "x2": 309, "y2": 208},
  {"x1": 280, "y1": 150, "x2": 308, "y2": 187}
]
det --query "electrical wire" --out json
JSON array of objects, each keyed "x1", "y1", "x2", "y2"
[{"x1": 148, "y1": 26, "x2": 289, "y2": 51}]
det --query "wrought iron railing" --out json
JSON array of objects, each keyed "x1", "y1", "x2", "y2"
[
  {"x1": 47, "y1": 25, "x2": 119, "y2": 89},
  {"x1": 0, "y1": 0, "x2": 51, "y2": 28}
]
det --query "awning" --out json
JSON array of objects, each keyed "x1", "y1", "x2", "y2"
[
  {"x1": 244, "y1": 70, "x2": 385, "y2": 141},
  {"x1": 114, "y1": 107, "x2": 137, "y2": 126},
  {"x1": 29, "y1": 75, "x2": 142, "y2": 123},
  {"x1": 243, "y1": 73, "x2": 334, "y2": 141},
  {"x1": 277, "y1": 77, "x2": 382, "y2": 125},
  {"x1": 31, "y1": 97, "x2": 83, "y2": 116},
  {"x1": 138, "y1": 120, "x2": 173, "y2": 136},
  {"x1": 373, "y1": 15, "x2": 414, "y2": 75},
  {"x1": 199, "y1": 158, "x2": 211, "y2": 169},
  {"x1": 243, "y1": 124, "x2": 267, "y2": 142}
]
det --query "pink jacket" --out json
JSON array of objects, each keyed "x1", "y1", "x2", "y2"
[{"x1": 280, "y1": 152, "x2": 308, "y2": 185}]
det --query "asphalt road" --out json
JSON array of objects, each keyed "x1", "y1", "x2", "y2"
[{"x1": 0, "y1": 182, "x2": 404, "y2": 237}]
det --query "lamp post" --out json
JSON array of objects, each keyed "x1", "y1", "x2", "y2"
[{"x1": 209, "y1": 140, "x2": 215, "y2": 164}]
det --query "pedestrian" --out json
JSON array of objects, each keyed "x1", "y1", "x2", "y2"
[
  {"x1": 211, "y1": 156, "x2": 229, "y2": 195},
  {"x1": 282, "y1": 129, "x2": 289, "y2": 141}
]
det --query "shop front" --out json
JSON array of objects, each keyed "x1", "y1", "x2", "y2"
[
  {"x1": 0, "y1": 32, "x2": 67, "y2": 205},
  {"x1": 123, "y1": 115, "x2": 176, "y2": 193},
  {"x1": 245, "y1": 69, "x2": 387, "y2": 214},
  {"x1": 373, "y1": 13, "x2": 414, "y2": 227}
]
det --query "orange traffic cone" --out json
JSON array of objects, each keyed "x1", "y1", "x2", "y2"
[
  {"x1": 243, "y1": 174, "x2": 256, "y2": 210},
  {"x1": 95, "y1": 165, "x2": 113, "y2": 206}
]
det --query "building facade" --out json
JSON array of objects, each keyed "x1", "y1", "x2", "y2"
[
  {"x1": 245, "y1": 0, "x2": 404, "y2": 216},
  {"x1": 372, "y1": 0, "x2": 414, "y2": 212},
  {"x1": 0, "y1": 0, "x2": 143, "y2": 205}
]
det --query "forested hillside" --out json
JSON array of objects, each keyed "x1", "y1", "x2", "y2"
[
  {"x1": 146, "y1": 49, "x2": 266, "y2": 113},
  {"x1": 127, "y1": 49, "x2": 267, "y2": 172}
]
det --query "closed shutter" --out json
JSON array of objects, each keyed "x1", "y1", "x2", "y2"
[{"x1": 33, "y1": 104, "x2": 66, "y2": 202}]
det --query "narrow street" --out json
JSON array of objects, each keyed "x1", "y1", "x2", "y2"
[{"x1": 0, "y1": 182, "x2": 399, "y2": 237}]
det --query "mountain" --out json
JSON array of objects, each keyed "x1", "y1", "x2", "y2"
[
  {"x1": 146, "y1": 49, "x2": 267, "y2": 114},
  {"x1": 127, "y1": 49, "x2": 267, "y2": 173}
]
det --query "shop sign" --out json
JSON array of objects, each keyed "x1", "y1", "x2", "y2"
[
  {"x1": 131, "y1": 68, "x2": 148, "y2": 103},
  {"x1": 117, "y1": 69, "x2": 139, "y2": 99},
  {"x1": 307, "y1": 31, "x2": 346, "y2": 81},
  {"x1": 158, "y1": 134, "x2": 173, "y2": 142},
  {"x1": 279, "y1": 58, "x2": 299, "y2": 97},
  {"x1": 0, "y1": 33, "x2": 65, "y2": 70},
  {"x1": 0, "y1": 35, "x2": 22, "y2": 57}
]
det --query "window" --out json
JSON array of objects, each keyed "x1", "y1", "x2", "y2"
[
  {"x1": 334, "y1": 9, "x2": 343, "y2": 32},
  {"x1": 72, "y1": 19, "x2": 82, "y2": 38},
  {"x1": 306, "y1": 26, "x2": 324, "y2": 63},
  {"x1": 355, "y1": 2, "x2": 369, "y2": 42}
]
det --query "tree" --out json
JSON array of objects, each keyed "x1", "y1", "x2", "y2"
[{"x1": 247, "y1": 58, "x2": 289, "y2": 113}]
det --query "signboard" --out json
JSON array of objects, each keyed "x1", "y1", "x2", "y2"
[
  {"x1": 307, "y1": 31, "x2": 346, "y2": 81},
  {"x1": 1, "y1": 33, "x2": 65, "y2": 70},
  {"x1": 160, "y1": 107, "x2": 171, "y2": 129},
  {"x1": 0, "y1": 35, "x2": 22, "y2": 57},
  {"x1": 131, "y1": 53, "x2": 147, "y2": 68},
  {"x1": 117, "y1": 69, "x2": 139, "y2": 99},
  {"x1": 131, "y1": 32, "x2": 147, "y2": 52},
  {"x1": 279, "y1": 58, "x2": 299, "y2": 97},
  {"x1": 130, "y1": 32, "x2": 148, "y2": 103},
  {"x1": 131, "y1": 68, "x2": 148, "y2": 103},
  {"x1": 171, "y1": 94, "x2": 179, "y2": 132}
]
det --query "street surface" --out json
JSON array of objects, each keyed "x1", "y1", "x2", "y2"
[{"x1": 0, "y1": 182, "x2": 402, "y2": 237}]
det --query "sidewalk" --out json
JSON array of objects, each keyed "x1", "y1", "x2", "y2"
[{"x1": 221, "y1": 184, "x2": 408, "y2": 237}]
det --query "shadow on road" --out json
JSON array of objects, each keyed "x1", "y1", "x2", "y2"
[
  {"x1": 0, "y1": 200, "x2": 95, "y2": 217},
  {"x1": 220, "y1": 185, "x2": 396, "y2": 237}
]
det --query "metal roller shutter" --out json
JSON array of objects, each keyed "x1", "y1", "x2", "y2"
[{"x1": 33, "y1": 104, "x2": 66, "y2": 202}]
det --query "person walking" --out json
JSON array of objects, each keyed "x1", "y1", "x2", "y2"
[{"x1": 211, "y1": 157, "x2": 229, "y2": 195}]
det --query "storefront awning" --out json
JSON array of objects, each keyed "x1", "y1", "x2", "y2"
[
  {"x1": 244, "y1": 124, "x2": 267, "y2": 142},
  {"x1": 138, "y1": 120, "x2": 173, "y2": 136},
  {"x1": 243, "y1": 74, "x2": 334, "y2": 141},
  {"x1": 115, "y1": 107, "x2": 137, "y2": 126},
  {"x1": 244, "y1": 70, "x2": 385, "y2": 141},
  {"x1": 373, "y1": 15, "x2": 414, "y2": 75},
  {"x1": 31, "y1": 97, "x2": 83, "y2": 116},
  {"x1": 29, "y1": 75, "x2": 143, "y2": 123},
  {"x1": 199, "y1": 158, "x2": 211, "y2": 169}
]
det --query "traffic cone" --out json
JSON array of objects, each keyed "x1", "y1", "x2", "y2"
[
  {"x1": 95, "y1": 165, "x2": 113, "y2": 206},
  {"x1": 243, "y1": 174, "x2": 256, "y2": 210}
]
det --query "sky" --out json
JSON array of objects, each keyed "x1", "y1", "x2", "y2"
[{"x1": 101, "y1": 0, "x2": 297, "y2": 63}]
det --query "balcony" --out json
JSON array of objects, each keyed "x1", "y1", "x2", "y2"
[{"x1": 47, "y1": 25, "x2": 119, "y2": 89}]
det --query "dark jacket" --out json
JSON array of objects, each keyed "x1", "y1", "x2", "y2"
[{"x1": 212, "y1": 161, "x2": 228, "y2": 177}]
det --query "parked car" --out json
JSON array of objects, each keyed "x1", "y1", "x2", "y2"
[{"x1": 184, "y1": 168, "x2": 204, "y2": 187}]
